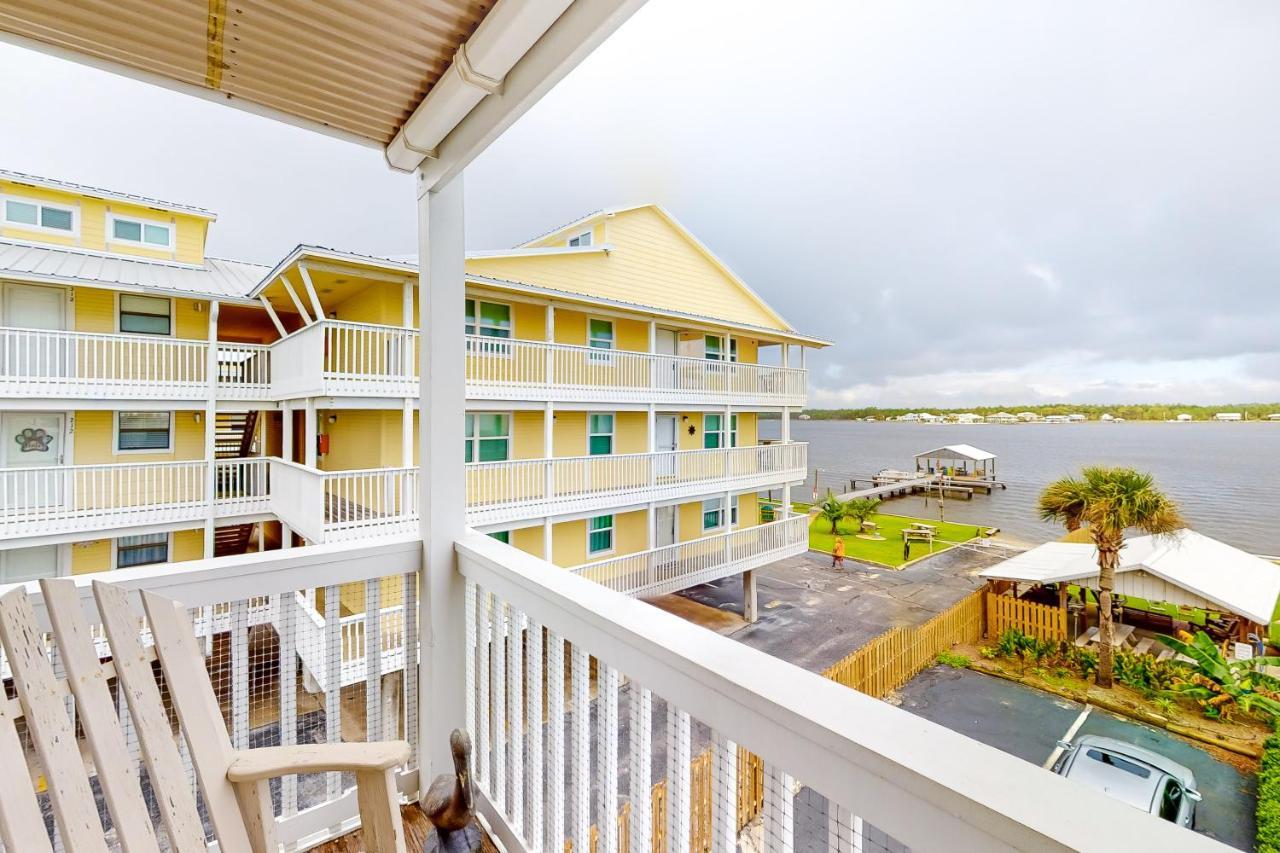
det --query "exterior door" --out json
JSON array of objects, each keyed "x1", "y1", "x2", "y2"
[
  {"x1": 655, "y1": 415, "x2": 678, "y2": 480},
  {"x1": 1, "y1": 411, "x2": 66, "y2": 509},
  {"x1": 3, "y1": 283, "x2": 69, "y2": 379},
  {"x1": 655, "y1": 504, "x2": 678, "y2": 548},
  {"x1": 0, "y1": 545, "x2": 61, "y2": 583}
]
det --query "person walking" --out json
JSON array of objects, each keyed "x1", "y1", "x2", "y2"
[{"x1": 832, "y1": 536, "x2": 846, "y2": 569}]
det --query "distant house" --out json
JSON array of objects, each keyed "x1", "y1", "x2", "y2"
[
  {"x1": 797, "y1": 413, "x2": 812, "y2": 420},
  {"x1": 953, "y1": 413, "x2": 983, "y2": 424},
  {"x1": 1267, "y1": 414, "x2": 1280, "y2": 421},
  {"x1": 1066, "y1": 413, "x2": 1086, "y2": 423},
  {"x1": 897, "y1": 412, "x2": 920, "y2": 422},
  {"x1": 1043, "y1": 415, "x2": 1069, "y2": 424},
  {"x1": 1016, "y1": 411, "x2": 1040, "y2": 422},
  {"x1": 918, "y1": 412, "x2": 942, "y2": 423},
  {"x1": 1176, "y1": 413, "x2": 1193, "y2": 422},
  {"x1": 986, "y1": 412, "x2": 1017, "y2": 424},
  {"x1": 1099, "y1": 413, "x2": 1114, "y2": 422},
  {"x1": 1214, "y1": 412, "x2": 1243, "y2": 422}
]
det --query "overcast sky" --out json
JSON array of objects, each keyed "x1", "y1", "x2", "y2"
[{"x1": 3, "y1": 0, "x2": 1279, "y2": 406}]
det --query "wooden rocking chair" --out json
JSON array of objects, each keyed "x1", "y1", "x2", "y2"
[{"x1": 0, "y1": 579, "x2": 410, "y2": 852}]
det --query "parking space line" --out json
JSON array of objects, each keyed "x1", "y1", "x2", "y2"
[{"x1": 1042, "y1": 705, "x2": 1092, "y2": 769}]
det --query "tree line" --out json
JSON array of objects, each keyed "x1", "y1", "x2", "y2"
[{"x1": 798, "y1": 403, "x2": 1280, "y2": 421}]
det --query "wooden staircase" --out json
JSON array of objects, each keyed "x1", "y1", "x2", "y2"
[
  {"x1": 214, "y1": 411, "x2": 260, "y2": 557},
  {"x1": 215, "y1": 410, "x2": 258, "y2": 459}
]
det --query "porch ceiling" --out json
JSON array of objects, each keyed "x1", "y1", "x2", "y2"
[{"x1": 0, "y1": 0, "x2": 489, "y2": 146}]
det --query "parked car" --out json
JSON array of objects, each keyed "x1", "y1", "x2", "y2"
[{"x1": 1051, "y1": 735, "x2": 1200, "y2": 828}]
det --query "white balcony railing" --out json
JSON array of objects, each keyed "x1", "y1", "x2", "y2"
[
  {"x1": 0, "y1": 320, "x2": 809, "y2": 406},
  {"x1": 268, "y1": 445, "x2": 802, "y2": 543},
  {"x1": 0, "y1": 533, "x2": 1223, "y2": 852},
  {"x1": 467, "y1": 442, "x2": 807, "y2": 525},
  {"x1": 0, "y1": 458, "x2": 270, "y2": 540},
  {"x1": 572, "y1": 512, "x2": 808, "y2": 597},
  {"x1": 0, "y1": 325, "x2": 209, "y2": 398}
]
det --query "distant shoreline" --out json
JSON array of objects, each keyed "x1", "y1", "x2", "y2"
[{"x1": 796, "y1": 406, "x2": 1280, "y2": 423}]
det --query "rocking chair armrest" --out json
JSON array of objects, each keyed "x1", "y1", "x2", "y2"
[{"x1": 226, "y1": 741, "x2": 410, "y2": 782}]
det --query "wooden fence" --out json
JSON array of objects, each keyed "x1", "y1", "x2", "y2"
[
  {"x1": 823, "y1": 587, "x2": 986, "y2": 698},
  {"x1": 986, "y1": 592, "x2": 1067, "y2": 642}
]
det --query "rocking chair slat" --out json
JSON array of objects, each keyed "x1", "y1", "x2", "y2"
[
  {"x1": 0, "y1": 588, "x2": 108, "y2": 853},
  {"x1": 40, "y1": 579, "x2": 161, "y2": 853},
  {"x1": 139, "y1": 588, "x2": 273, "y2": 853},
  {"x1": 0, "y1": 675, "x2": 52, "y2": 853},
  {"x1": 92, "y1": 581, "x2": 208, "y2": 852}
]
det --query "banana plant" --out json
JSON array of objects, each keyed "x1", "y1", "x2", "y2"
[{"x1": 1158, "y1": 631, "x2": 1280, "y2": 719}]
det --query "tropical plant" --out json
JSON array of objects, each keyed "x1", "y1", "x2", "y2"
[
  {"x1": 936, "y1": 650, "x2": 971, "y2": 668},
  {"x1": 1159, "y1": 631, "x2": 1280, "y2": 719},
  {"x1": 845, "y1": 497, "x2": 882, "y2": 530},
  {"x1": 816, "y1": 490, "x2": 850, "y2": 535},
  {"x1": 1038, "y1": 467, "x2": 1183, "y2": 687}
]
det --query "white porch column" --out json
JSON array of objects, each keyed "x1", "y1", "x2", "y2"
[
  {"x1": 282, "y1": 404, "x2": 293, "y2": 463},
  {"x1": 646, "y1": 404, "x2": 656, "y2": 452},
  {"x1": 203, "y1": 300, "x2": 220, "y2": 558},
  {"x1": 303, "y1": 399, "x2": 317, "y2": 467},
  {"x1": 418, "y1": 171, "x2": 468, "y2": 783},
  {"x1": 402, "y1": 398, "x2": 414, "y2": 467},
  {"x1": 545, "y1": 303, "x2": 556, "y2": 385}
]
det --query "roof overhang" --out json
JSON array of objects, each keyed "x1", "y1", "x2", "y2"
[{"x1": 0, "y1": 0, "x2": 647, "y2": 179}]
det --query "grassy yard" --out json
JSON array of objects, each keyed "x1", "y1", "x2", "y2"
[{"x1": 808, "y1": 513, "x2": 984, "y2": 568}]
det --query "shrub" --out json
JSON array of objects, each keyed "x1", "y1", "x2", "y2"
[
  {"x1": 1071, "y1": 647, "x2": 1099, "y2": 681},
  {"x1": 1113, "y1": 650, "x2": 1182, "y2": 694},
  {"x1": 1259, "y1": 725, "x2": 1280, "y2": 853},
  {"x1": 936, "y1": 651, "x2": 971, "y2": 668}
]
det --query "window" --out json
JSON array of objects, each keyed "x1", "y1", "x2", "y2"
[
  {"x1": 705, "y1": 334, "x2": 723, "y2": 361},
  {"x1": 730, "y1": 414, "x2": 739, "y2": 448},
  {"x1": 119, "y1": 294, "x2": 172, "y2": 336},
  {"x1": 109, "y1": 215, "x2": 173, "y2": 248},
  {"x1": 703, "y1": 414, "x2": 724, "y2": 449},
  {"x1": 4, "y1": 197, "x2": 75, "y2": 233},
  {"x1": 588, "y1": 318, "x2": 614, "y2": 350},
  {"x1": 116, "y1": 412, "x2": 172, "y2": 452},
  {"x1": 729, "y1": 338, "x2": 739, "y2": 362},
  {"x1": 702, "y1": 497, "x2": 725, "y2": 531},
  {"x1": 1084, "y1": 749, "x2": 1150, "y2": 779},
  {"x1": 730, "y1": 498, "x2": 739, "y2": 527},
  {"x1": 588, "y1": 413, "x2": 614, "y2": 455},
  {"x1": 464, "y1": 413, "x2": 510, "y2": 463},
  {"x1": 568, "y1": 230, "x2": 592, "y2": 248},
  {"x1": 488, "y1": 530, "x2": 511, "y2": 544},
  {"x1": 465, "y1": 299, "x2": 512, "y2": 338},
  {"x1": 588, "y1": 514, "x2": 614, "y2": 554},
  {"x1": 117, "y1": 533, "x2": 169, "y2": 568}
]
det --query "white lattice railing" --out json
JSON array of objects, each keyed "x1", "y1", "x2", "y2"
[
  {"x1": 466, "y1": 442, "x2": 807, "y2": 525},
  {"x1": 0, "y1": 458, "x2": 271, "y2": 539},
  {"x1": 456, "y1": 533, "x2": 1220, "y2": 853},
  {"x1": 572, "y1": 513, "x2": 808, "y2": 597},
  {"x1": 0, "y1": 325, "x2": 209, "y2": 398}
]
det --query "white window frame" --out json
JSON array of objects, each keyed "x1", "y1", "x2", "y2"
[
  {"x1": 586, "y1": 513, "x2": 615, "y2": 556},
  {"x1": 729, "y1": 413, "x2": 739, "y2": 448},
  {"x1": 464, "y1": 411, "x2": 512, "y2": 464},
  {"x1": 116, "y1": 293, "x2": 176, "y2": 337},
  {"x1": 113, "y1": 411, "x2": 174, "y2": 454},
  {"x1": 1, "y1": 194, "x2": 79, "y2": 237},
  {"x1": 702, "y1": 497, "x2": 726, "y2": 532},
  {"x1": 568, "y1": 230, "x2": 592, "y2": 248},
  {"x1": 587, "y1": 412, "x2": 615, "y2": 456},
  {"x1": 112, "y1": 531, "x2": 173, "y2": 570},
  {"x1": 587, "y1": 316, "x2": 615, "y2": 363},
  {"x1": 465, "y1": 298, "x2": 514, "y2": 338},
  {"x1": 704, "y1": 333, "x2": 738, "y2": 363},
  {"x1": 106, "y1": 212, "x2": 175, "y2": 250}
]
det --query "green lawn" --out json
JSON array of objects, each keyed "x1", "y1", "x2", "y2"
[{"x1": 808, "y1": 513, "x2": 984, "y2": 568}]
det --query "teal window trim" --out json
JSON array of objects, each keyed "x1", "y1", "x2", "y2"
[
  {"x1": 588, "y1": 514, "x2": 614, "y2": 555},
  {"x1": 702, "y1": 497, "x2": 725, "y2": 531},
  {"x1": 464, "y1": 412, "x2": 510, "y2": 463},
  {"x1": 703, "y1": 413, "x2": 724, "y2": 449},
  {"x1": 588, "y1": 412, "x2": 614, "y2": 455}
]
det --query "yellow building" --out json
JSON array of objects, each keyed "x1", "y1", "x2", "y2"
[{"x1": 1, "y1": 176, "x2": 822, "y2": 617}]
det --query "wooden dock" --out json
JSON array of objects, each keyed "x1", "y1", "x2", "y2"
[{"x1": 832, "y1": 473, "x2": 1005, "y2": 502}]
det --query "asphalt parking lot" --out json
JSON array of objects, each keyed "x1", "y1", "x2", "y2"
[{"x1": 896, "y1": 666, "x2": 1256, "y2": 850}]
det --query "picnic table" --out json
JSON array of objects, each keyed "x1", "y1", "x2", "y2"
[{"x1": 1072, "y1": 624, "x2": 1136, "y2": 648}]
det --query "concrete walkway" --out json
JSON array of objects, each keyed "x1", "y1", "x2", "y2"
[{"x1": 656, "y1": 543, "x2": 1016, "y2": 674}]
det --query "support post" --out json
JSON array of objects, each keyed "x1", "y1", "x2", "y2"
[
  {"x1": 743, "y1": 569, "x2": 758, "y2": 623},
  {"x1": 279, "y1": 275, "x2": 313, "y2": 325},
  {"x1": 303, "y1": 399, "x2": 317, "y2": 468},
  {"x1": 282, "y1": 404, "x2": 293, "y2": 464},
  {"x1": 203, "y1": 300, "x2": 220, "y2": 558},
  {"x1": 297, "y1": 263, "x2": 326, "y2": 322},
  {"x1": 418, "y1": 171, "x2": 468, "y2": 785},
  {"x1": 259, "y1": 295, "x2": 287, "y2": 338},
  {"x1": 402, "y1": 398, "x2": 414, "y2": 467}
]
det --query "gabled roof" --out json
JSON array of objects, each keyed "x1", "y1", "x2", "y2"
[
  {"x1": 915, "y1": 444, "x2": 996, "y2": 462},
  {"x1": 250, "y1": 244, "x2": 418, "y2": 296},
  {"x1": 0, "y1": 168, "x2": 216, "y2": 219},
  {"x1": 0, "y1": 239, "x2": 264, "y2": 302},
  {"x1": 980, "y1": 530, "x2": 1280, "y2": 624}
]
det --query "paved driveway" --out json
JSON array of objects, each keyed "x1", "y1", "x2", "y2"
[{"x1": 897, "y1": 666, "x2": 1256, "y2": 850}]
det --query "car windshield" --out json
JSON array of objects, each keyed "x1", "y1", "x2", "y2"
[{"x1": 1085, "y1": 748, "x2": 1151, "y2": 779}]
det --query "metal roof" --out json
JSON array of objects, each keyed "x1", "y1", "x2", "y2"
[
  {"x1": 0, "y1": 239, "x2": 266, "y2": 302},
  {"x1": 979, "y1": 530, "x2": 1280, "y2": 624},
  {"x1": 0, "y1": 168, "x2": 215, "y2": 219},
  {"x1": 915, "y1": 444, "x2": 997, "y2": 462}
]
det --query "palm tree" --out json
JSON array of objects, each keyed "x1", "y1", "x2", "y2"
[
  {"x1": 845, "y1": 497, "x2": 882, "y2": 532},
  {"x1": 816, "y1": 490, "x2": 850, "y2": 535},
  {"x1": 1038, "y1": 467, "x2": 1183, "y2": 687}
]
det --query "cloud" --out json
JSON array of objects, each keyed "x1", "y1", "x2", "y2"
[{"x1": 1023, "y1": 263, "x2": 1061, "y2": 293}]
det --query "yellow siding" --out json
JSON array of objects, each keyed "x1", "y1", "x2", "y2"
[
  {"x1": 320, "y1": 409, "x2": 409, "y2": 471},
  {"x1": 737, "y1": 412, "x2": 758, "y2": 445},
  {"x1": 171, "y1": 528, "x2": 204, "y2": 562},
  {"x1": 333, "y1": 282, "x2": 403, "y2": 326},
  {"x1": 71, "y1": 539, "x2": 110, "y2": 575},
  {"x1": 73, "y1": 409, "x2": 204, "y2": 464},
  {"x1": 512, "y1": 411, "x2": 544, "y2": 460},
  {"x1": 511, "y1": 525, "x2": 544, "y2": 558},
  {"x1": 0, "y1": 179, "x2": 208, "y2": 262},
  {"x1": 71, "y1": 286, "x2": 209, "y2": 339},
  {"x1": 737, "y1": 493, "x2": 760, "y2": 527},
  {"x1": 466, "y1": 206, "x2": 788, "y2": 331},
  {"x1": 554, "y1": 309, "x2": 587, "y2": 346},
  {"x1": 553, "y1": 411, "x2": 586, "y2": 457},
  {"x1": 615, "y1": 412, "x2": 647, "y2": 454},
  {"x1": 512, "y1": 300, "x2": 545, "y2": 340},
  {"x1": 678, "y1": 500, "x2": 704, "y2": 542},
  {"x1": 550, "y1": 509, "x2": 645, "y2": 567}
]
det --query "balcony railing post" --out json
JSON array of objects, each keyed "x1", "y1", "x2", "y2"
[
  {"x1": 203, "y1": 300, "x2": 219, "y2": 558},
  {"x1": 417, "y1": 171, "x2": 468, "y2": 786}
]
